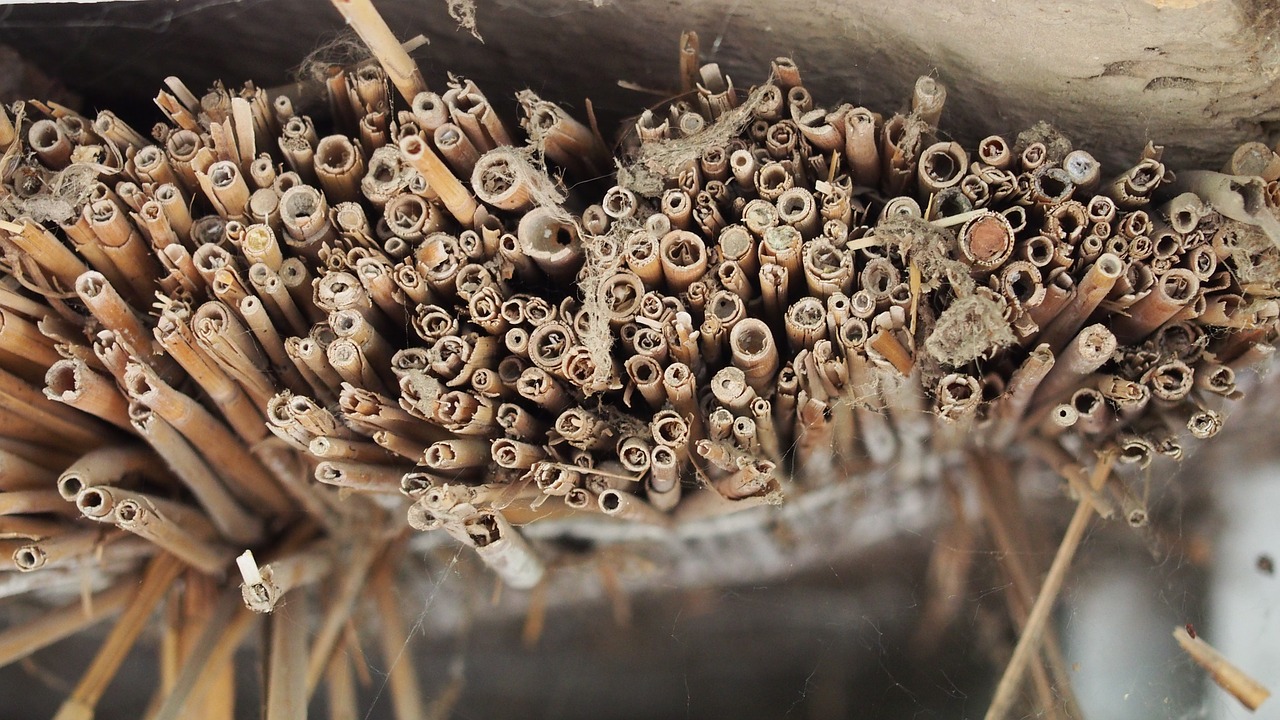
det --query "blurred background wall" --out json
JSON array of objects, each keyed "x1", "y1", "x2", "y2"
[{"x1": 0, "y1": 0, "x2": 1277, "y2": 169}]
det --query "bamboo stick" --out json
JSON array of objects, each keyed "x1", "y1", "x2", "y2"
[
  {"x1": 44, "y1": 358, "x2": 133, "y2": 432},
  {"x1": 52, "y1": 553, "x2": 184, "y2": 720},
  {"x1": 985, "y1": 453, "x2": 1115, "y2": 720},
  {"x1": 126, "y1": 362, "x2": 290, "y2": 518},
  {"x1": 329, "y1": 0, "x2": 427, "y2": 103},
  {"x1": 0, "y1": 576, "x2": 134, "y2": 668},
  {"x1": 1173, "y1": 626, "x2": 1271, "y2": 711},
  {"x1": 305, "y1": 538, "x2": 381, "y2": 695},
  {"x1": 128, "y1": 403, "x2": 268, "y2": 544},
  {"x1": 114, "y1": 497, "x2": 235, "y2": 575},
  {"x1": 373, "y1": 554, "x2": 426, "y2": 720},
  {"x1": 150, "y1": 589, "x2": 257, "y2": 720},
  {"x1": 264, "y1": 592, "x2": 309, "y2": 720}
]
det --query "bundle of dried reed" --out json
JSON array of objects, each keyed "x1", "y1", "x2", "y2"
[{"x1": 0, "y1": 1, "x2": 1276, "y2": 717}]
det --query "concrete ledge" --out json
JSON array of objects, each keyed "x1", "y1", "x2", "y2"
[{"x1": 0, "y1": 0, "x2": 1275, "y2": 169}]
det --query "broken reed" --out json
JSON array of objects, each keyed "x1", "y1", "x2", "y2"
[{"x1": 0, "y1": 9, "x2": 1279, "y2": 717}]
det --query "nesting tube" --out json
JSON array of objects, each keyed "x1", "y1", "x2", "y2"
[
  {"x1": 911, "y1": 76, "x2": 946, "y2": 128},
  {"x1": 658, "y1": 230, "x2": 708, "y2": 293},
  {"x1": 958, "y1": 211, "x2": 1015, "y2": 272},
  {"x1": 1185, "y1": 407, "x2": 1224, "y2": 440},
  {"x1": 1042, "y1": 256, "x2": 1124, "y2": 351},
  {"x1": 431, "y1": 123, "x2": 480, "y2": 178},
  {"x1": 204, "y1": 161, "x2": 252, "y2": 219},
  {"x1": 617, "y1": 436, "x2": 652, "y2": 476},
  {"x1": 936, "y1": 373, "x2": 982, "y2": 424},
  {"x1": 462, "y1": 510, "x2": 544, "y2": 590},
  {"x1": 471, "y1": 150, "x2": 535, "y2": 211},
  {"x1": 237, "y1": 548, "x2": 333, "y2": 614},
  {"x1": 729, "y1": 319, "x2": 780, "y2": 394},
  {"x1": 1163, "y1": 192, "x2": 1205, "y2": 235},
  {"x1": 491, "y1": 438, "x2": 546, "y2": 470},
  {"x1": 7, "y1": 218, "x2": 91, "y2": 291},
  {"x1": 399, "y1": 134, "x2": 479, "y2": 226},
  {"x1": 713, "y1": 458, "x2": 779, "y2": 501},
  {"x1": 1225, "y1": 141, "x2": 1280, "y2": 180},
  {"x1": 313, "y1": 135, "x2": 365, "y2": 203},
  {"x1": 1071, "y1": 388, "x2": 1113, "y2": 434},
  {"x1": 1032, "y1": 324, "x2": 1118, "y2": 407},
  {"x1": 759, "y1": 263, "x2": 791, "y2": 325},
  {"x1": 521, "y1": 93, "x2": 607, "y2": 176},
  {"x1": 978, "y1": 135, "x2": 1012, "y2": 169},
  {"x1": 760, "y1": 224, "x2": 803, "y2": 280},
  {"x1": 445, "y1": 79, "x2": 513, "y2": 150},
  {"x1": 625, "y1": 355, "x2": 666, "y2": 409},
  {"x1": 56, "y1": 445, "x2": 157, "y2": 503},
  {"x1": 1029, "y1": 166, "x2": 1074, "y2": 206},
  {"x1": 134, "y1": 201, "x2": 180, "y2": 253},
  {"x1": 86, "y1": 199, "x2": 165, "y2": 301},
  {"x1": 598, "y1": 490, "x2": 670, "y2": 526},
  {"x1": 44, "y1": 358, "x2": 132, "y2": 432},
  {"x1": 1062, "y1": 150, "x2": 1100, "y2": 193},
  {"x1": 1105, "y1": 157, "x2": 1166, "y2": 208},
  {"x1": 602, "y1": 187, "x2": 638, "y2": 223},
  {"x1": 785, "y1": 297, "x2": 827, "y2": 351},
  {"x1": 74, "y1": 485, "x2": 215, "y2": 539},
  {"x1": 279, "y1": 184, "x2": 337, "y2": 255},
  {"x1": 729, "y1": 149, "x2": 758, "y2": 190},
  {"x1": 12, "y1": 529, "x2": 121, "y2": 573},
  {"x1": 788, "y1": 106, "x2": 836, "y2": 152},
  {"x1": 598, "y1": 271, "x2": 645, "y2": 327},
  {"x1": 75, "y1": 272, "x2": 158, "y2": 363},
  {"x1": 776, "y1": 187, "x2": 820, "y2": 238},
  {"x1": 644, "y1": 456, "x2": 682, "y2": 513},
  {"x1": 622, "y1": 230, "x2": 662, "y2": 289},
  {"x1": 917, "y1": 141, "x2": 968, "y2": 195},
  {"x1": 517, "y1": 207, "x2": 583, "y2": 284},
  {"x1": 1144, "y1": 360, "x2": 1195, "y2": 403},
  {"x1": 1111, "y1": 269, "x2": 1201, "y2": 345},
  {"x1": 1020, "y1": 142, "x2": 1048, "y2": 172},
  {"x1": 114, "y1": 497, "x2": 232, "y2": 575},
  {"x1": 28, "y1": 119, "x2": 72, "y2": 169},
  {"x1": 998, "y1": 262, "x2": 1045, "y2": 313}
]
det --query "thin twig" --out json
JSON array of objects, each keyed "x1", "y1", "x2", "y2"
[
  {"x1": 1174, "y1": 626, "x2": 1271, "y2": 711},
  {"x1": 985, "y1": 451, "x2": 1115, "y2": 720}
]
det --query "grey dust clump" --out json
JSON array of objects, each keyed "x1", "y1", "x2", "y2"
[
  {"x1": 1015, "y1": 120, "x2": 1074, "y2": 165},
  {"x1": 575, "y1": 222, "x2": 629, "y2": 394},
  {"x1": 1223, "y1": 220, "x2": 1280, "y2": 286},
  {"x1": 0, "y1": 159, "x2": 103, "y2": 226},
  {"x1": 445, "y1": 0, "x2": 483, "y2": 41},
  {"x1": 477, "y1": 143, "x2": 568, "y2": 213},
  {"x1": 874, "y1": 216, "x2": 1014, "y2": 370},
  {"x1": 925, "y1": 292, "x2": 1016, "y2": 367},
  {"x1": 876, "y1": 215, "x2": 974, "y2": 293},
  {"x1": 293, "y1": 30, "x2": 376, "y2": 85},
  {"x1": 618, "y1": 85, "x2": 768, "y2": 198},
  {"x1": 484, "y1": 139, "x2": 617, "y2": 391}
]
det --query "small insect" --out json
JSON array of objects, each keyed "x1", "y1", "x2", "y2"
[
  {"x1": 1257, "y1": 554, "x2": 1274, "y2": 576},
  {"x1": 1185, "y1": 623, "x2": 1197, "y2": 639}
]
